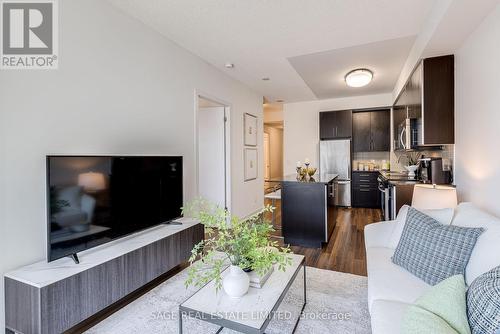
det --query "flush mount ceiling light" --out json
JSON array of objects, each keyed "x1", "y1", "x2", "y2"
[
  {"x1": 344, "y1": 69, "x2": 373, "y2": 88},
  {"x1": 225, "y1": 63, "x2": 234, "y2": 69}
]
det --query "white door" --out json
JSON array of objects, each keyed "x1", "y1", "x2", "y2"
[
  {"x1": 198, "y1": 106, "x2": 226, "y2": 208},
  {"x1": 264, "y1": 132, "x2": 271, "y2": 180}
]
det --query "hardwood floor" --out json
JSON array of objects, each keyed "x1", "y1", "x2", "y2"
[{"x1": 265, "y1": 199, "x2": 383, "y2": 277}]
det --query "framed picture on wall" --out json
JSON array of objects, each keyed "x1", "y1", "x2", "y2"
[
  {"x1": 244, "y1": 113, "x2": 258, "y2": 146},
  {"x1": 244, "y1": 148, "x2": 258, "y2": 181}
]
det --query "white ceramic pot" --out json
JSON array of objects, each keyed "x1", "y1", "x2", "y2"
[
  {"x1": 223, "y1": 265, "x2": 250, "y2": 298},
  {"x1": 405, "y1": 165, "x2": 419, "y2": 179}
]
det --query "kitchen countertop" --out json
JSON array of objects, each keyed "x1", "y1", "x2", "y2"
[
  {"x1": 378, "y1": 170, "x2": 422, "y2": 185},
  {"x1": 270, "y1": 173, "x2": 338, "y2": 184},
  {"x1": 353, "y1": 170, "x2": 422, "y2": 184}
]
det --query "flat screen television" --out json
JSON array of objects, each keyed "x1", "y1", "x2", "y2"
[{"x1": 47, "y1": 155, "x2": 183, "y2": 262}]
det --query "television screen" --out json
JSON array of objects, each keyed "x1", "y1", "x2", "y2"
[{"x1": 47, "y1": 156, "x2": 183, "y2": 262}]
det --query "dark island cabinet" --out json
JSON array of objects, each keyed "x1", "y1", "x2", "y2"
[
  {"x1": 319, "y1": 110, "x2": 352, "y2": 140},
  {"x1": 352, "y1": 109, "x2": 390, "y2": 152}
]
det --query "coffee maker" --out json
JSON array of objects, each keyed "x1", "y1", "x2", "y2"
[{"x1": 419, "y1": 157, "x2": 452, "y2": 184}]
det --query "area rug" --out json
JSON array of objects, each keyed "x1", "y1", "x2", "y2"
[{"x1": 85, "y1": 267, "x2": 371, "y2": 334}]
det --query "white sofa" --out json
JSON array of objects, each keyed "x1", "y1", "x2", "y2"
[{"x1": 364, "y1": 202, "x2": 500, "y2": 333}]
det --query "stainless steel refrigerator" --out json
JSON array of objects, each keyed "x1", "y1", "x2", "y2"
[{"x1": 320, "y1": 139, "x2": 351, "y2": 207}]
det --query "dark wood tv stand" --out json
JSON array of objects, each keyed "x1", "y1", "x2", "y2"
[{"x1": 4, "y1": 220, "x2": 203, "y2": 334}]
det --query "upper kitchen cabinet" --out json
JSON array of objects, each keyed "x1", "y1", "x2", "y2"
[
  {"x1": 422, "y1": 55, "x2": 454, "y2": 145},
  {"x1": 370, "y1": 109, "x2": 391, "y2": 151},
  {"x1": 353, "y1": 109, "x2": 390, "y2": 152},
  {"x1": 319, "y1": 110, "x2": 352, "y2": 140},
  {"x1": 352, "y1": 112, "x2": 371, "y2": 151},
  {"x1": 393, "y1": 55, "x2": 454, "y2": 149}
]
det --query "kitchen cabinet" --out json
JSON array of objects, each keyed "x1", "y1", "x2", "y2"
[
  {"x1": 352, "y1": 109, "x2": 390, "y2": 152},
  {"x1": 352, "y1": 112, "x2": 371, "y2": 152},
  {"x1": 319, "y1": 110, "x2": 352, "y2": 140},
  {"x1": 353, "y1": 188, "x2": 380, "y2": 208},
  {"x1": 393, "y1": 55, "x2": 454, "y2": 148},
  {"x1": 352, "y1": 171, "x2": 381, "y2": 208}
]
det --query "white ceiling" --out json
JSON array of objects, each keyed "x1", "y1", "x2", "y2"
[
  {"x1": 107, "y1": 0, "x2": 438, "y2": 102},
  {"x1": 289, "y1": 36, "x2": 415, "y2": 99}
]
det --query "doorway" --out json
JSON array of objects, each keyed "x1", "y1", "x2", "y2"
[
  {"x1": 264, "y1": 132, "x2": 271, "y2": 180},
  {"x1": 196, "y1": 95, "x2": 231, "y2": 210},
  {"x1": 263, "y1": 121, "x2": 284, "y2": 193}
]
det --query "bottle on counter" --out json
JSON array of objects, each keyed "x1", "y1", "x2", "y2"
[{"x1": 381, "y1": 160, "x2": 390, "y2": 171}]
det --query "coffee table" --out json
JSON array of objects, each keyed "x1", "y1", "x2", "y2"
[{"x1": 179, "y1": 254, "x2": 306, "y2": 334}]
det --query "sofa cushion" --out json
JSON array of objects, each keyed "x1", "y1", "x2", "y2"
[
  {"x1": 402, "y1": 307, "x2": 459, "y2": 334},
  {"x1": 388, "y1": 205, "x2": 455, "y2": 248},
  {"x1": 364, "y1": 220, "x2": 397, "y2": 249},
  {"x1": 402, "y1": 275, "x2": 470, "y2": 334},
  {"x1": 392, "y1": 208, "x2": 483, "y2": 285},
  {"x1": 367, "y1": 247, "x2": 430, "y2": 310},
  {"x1": 452, "y1": 202, "x2": 500, "y2": 284},
  {"x1": 467, "y1": 265, "x2": 500, "y2": 334},
  {"x1": 370, "y1": 300, "x2": 410, "y2": 334}
]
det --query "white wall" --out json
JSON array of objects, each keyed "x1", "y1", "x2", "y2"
[
  {"x1": 263, "y1": 103, "x2": 284, "y2": 123},
  {"x1": 0, "y1": 0, "x2": 263, "y2": 328},
  {"x1": 283, "y1": 94, "x2": 392, "y2": 175},
  {"x1": 455, "y1": 3, "x2": 500, "y2": 217}
]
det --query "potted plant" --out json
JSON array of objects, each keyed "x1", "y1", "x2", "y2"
[
  {"x1": 397, "y1": 151, "x2": 422, "y2": 179},
  {"x1": 183, "y1": 199, "x2": 292, "y2": 298}
]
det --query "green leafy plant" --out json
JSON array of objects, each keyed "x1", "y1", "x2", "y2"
[{"x1": 182, "y1": 199, "x2": 292, "y2": 290}]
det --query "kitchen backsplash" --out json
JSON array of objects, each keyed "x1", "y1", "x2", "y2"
[
  {"x1": 353, "y1": 151, "x2": 391, "y2": 171},
  {"x1": 390, "y1": 145, "x2": 455, "y2": 172}
]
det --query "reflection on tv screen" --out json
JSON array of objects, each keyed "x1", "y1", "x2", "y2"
[{"x1": 48, "y1": 156, "x2": 183, "y2": 262}]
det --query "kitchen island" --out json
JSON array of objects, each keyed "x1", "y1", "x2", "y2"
[{"x1": 270, "y1": 173, "x2": 338, "y2": 248}]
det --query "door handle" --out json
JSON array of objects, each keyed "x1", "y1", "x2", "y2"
[{"x1": 400, "y1": 127, "x2": 407, "y2": 150}]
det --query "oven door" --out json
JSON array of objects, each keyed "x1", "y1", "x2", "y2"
[
  {"x1": 378, "y1": 182, "x2": 390, "y2": 221},
  {"x1": 388, "y1": 185, "x2": 397, "y2": 220}
]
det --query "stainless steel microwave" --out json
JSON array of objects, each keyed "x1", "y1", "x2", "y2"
[{"x1": 395, "y1": 118, "x2": 422, "y2": 150}]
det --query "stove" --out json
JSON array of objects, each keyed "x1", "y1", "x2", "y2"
[
  {"x1": 377, "y1": 171, "x2": 412, "y2": 221},
  {"x1": 378, "y1": 171, "x2": 416, "y2": 182}
]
